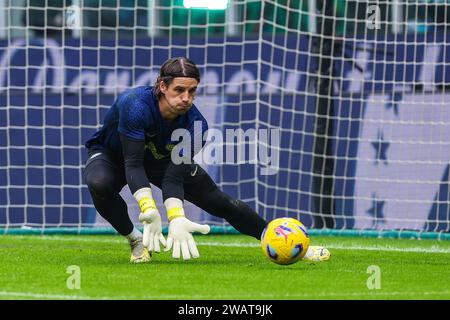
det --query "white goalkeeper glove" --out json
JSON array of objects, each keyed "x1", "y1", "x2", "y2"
[
  {"x1": 164, "y1": 198, "x2": 210, "y2": 260},
  {"x1": 134, "y1": 187, "x2": 166, "y2": 253},
  {"x1": 139, "y1": 208, "x2": 166, "y2": 253}
]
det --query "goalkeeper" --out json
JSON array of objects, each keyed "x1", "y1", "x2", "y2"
[{"x1": 83, "y1": 57, "x2": 329, "y2": 263}]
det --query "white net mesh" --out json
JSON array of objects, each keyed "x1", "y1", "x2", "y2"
[{"x1": 0, "y1": 0, "x2": 449, "y2": 234}]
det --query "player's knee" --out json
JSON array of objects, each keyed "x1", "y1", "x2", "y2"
[{"x1": 86, "y1": 171, "x2": 115, "y2": 197}]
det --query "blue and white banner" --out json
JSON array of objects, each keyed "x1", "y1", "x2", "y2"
[
  {"x1": 353, "y1": 93, "x2": 450, "y2": 230},
  {"x1": 1, "y1": 34, "x2": 450, "y2": 231},
  {"x1": 2, "y1": 34, "x2": 450, "y2": 95}
]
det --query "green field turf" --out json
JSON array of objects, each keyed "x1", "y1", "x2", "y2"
[{"x1": 0, "y1": 234, "x2": 449, "y2": 300}]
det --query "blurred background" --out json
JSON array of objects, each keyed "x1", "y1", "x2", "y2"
[
  {"x1": 1, "y1": 1, "x2": 449, "y2": 235},
  {"x1": 2, "y1": 0, "x2": 450, "y2": 39}
]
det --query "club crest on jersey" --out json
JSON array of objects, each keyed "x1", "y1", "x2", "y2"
[{"x1": 145, "y1": 141, "x2": 169, "y2": 160}]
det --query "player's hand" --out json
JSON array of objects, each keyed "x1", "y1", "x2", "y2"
[
  {"x1": 165, "y1": 217, "x2": 210, "y2": 260},
  {"x1": 139, "y1": 208, "x2": 166, "y2": 253}
]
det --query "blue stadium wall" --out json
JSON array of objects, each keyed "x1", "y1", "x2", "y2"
[{"x1": 1, "y1": 34, "x2": 449, "y2": 231}]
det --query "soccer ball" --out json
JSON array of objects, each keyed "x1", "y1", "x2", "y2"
[{"x1": 261, "y1": 217, "x2": 310, "y2": 265}]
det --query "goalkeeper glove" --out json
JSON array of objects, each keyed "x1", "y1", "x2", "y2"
[
  {"x1": 134, "y1": 187, "x2": 166, "y2": 253},
  {"x1": 164, "y1": 198, "x2": 210, "y2": 260}
]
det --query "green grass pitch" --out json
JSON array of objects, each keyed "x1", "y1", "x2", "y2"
[{"x1": 1, "y1": 234, "x2": 449, "y2": 300}]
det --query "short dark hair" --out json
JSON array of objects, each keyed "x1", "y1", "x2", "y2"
[{"x1": 154, "y1": 57, "x2": 200, "y2": 97}]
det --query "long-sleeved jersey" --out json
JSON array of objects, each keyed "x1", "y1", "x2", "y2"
[{"x1": 85, "y1": 86, "x2": 208, "y2": 194}]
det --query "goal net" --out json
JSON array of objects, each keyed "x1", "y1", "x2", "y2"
[{"x1": 0, "y1": 0, "x2": 449, "y2": 236}]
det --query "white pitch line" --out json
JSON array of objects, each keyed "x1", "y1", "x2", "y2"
[
  {"x1": 0, "y1": 290, "x2": 449, "y2": 300},
  {"x1": 6, "y1": 235, "x2": 450, "y2": 254},
  {"x1": 324, "y1": 244, "x2": 450, "y2": 254},
  {"x1": 0, "y1": 291, "x2": 93, "y2": 300}
]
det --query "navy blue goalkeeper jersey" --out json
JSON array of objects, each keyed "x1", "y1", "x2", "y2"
[{"x1": 85, "y1": 86, "x2": 208, "y2": 163}]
